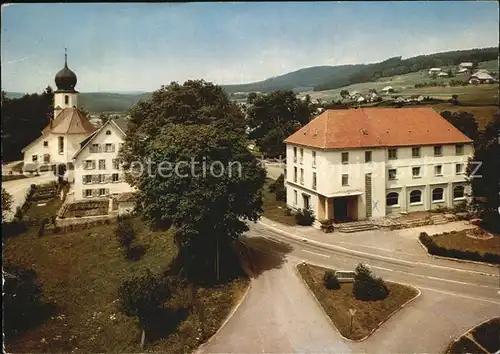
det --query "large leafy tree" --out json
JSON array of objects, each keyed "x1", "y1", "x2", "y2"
[
  {"x1": 245, "y1": 90, "x2": 317, "y2": 157},
  {"x1": 2, "y1": 188, "x2": 13, "y2": 222},
  {"x1": 467, "y1": 111, "x2": 500, "y2": 232},
  {"x1": 121, "y1": 80, "x2": 266, "y2": 283},
  {"x1": 1, "y1": 87, "x2": 54, "y2": 162}
]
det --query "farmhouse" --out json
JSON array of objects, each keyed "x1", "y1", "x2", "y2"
[
  {"x1": 459, "y1": 62, "x2": 473, "y2": 69},
  {"x1": 468, "y1": 70, "x2": 497, "y2": 84},
  {"x1": 428, "y1": 67, "x2": 442, "y2": 75},
  {"x1": 284, "y1": 108, "x2": 473, "y2": 223},
  {"x1": 22, "y1": 54, "x2": 96, "y2": 169}
]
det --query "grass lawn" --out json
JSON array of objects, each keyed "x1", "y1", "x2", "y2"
[
  {"x1": 262, "y1": 178, "x2": 297, "y2": 225},
  {"x1": 4, "y1": 205, "x2": 249, "y2": 353},
  {"x1": 26, "y1": 197, "x2": 63, "y2": 221},
  {"x1": 297, "y1": 263, "x2": 418, "y2": 341},
  {"x1": 432, "y1": 231, "x2": 500, "y2": 256}
]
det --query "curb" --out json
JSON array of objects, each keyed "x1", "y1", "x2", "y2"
[
  {"x1": 295, "y1": 262, "x2": 421, "y2": 343},
  {"x1": 258, "y1": 219, "x2": 499, "y2": 277},
  {"x1": 416, "y1": 238, "x2": 499, "y2": 268},
  {"x1": 446, "y1": 316, "x2": 500, "y2": 354},
  {"x1": 193, "y1": 280, "x2": 252, "y2": 354}
]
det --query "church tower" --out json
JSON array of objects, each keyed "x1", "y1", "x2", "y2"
[{"x1": 54, "y1": 49, "x2": 78, "y2": 115}]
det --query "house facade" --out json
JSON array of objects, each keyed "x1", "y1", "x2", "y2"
[
  {"x1": 22, "y1": 54, "x2": 96, "y2": 169},
  {"x1": 284, "y1": 108, "x2": 473, "y2": 223},
  {"x1": 73, "y1": 118, "x2": 135, "y2": 201}
]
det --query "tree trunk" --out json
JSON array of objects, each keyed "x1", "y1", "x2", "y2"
[{"x1": 140, "y1": 329, "x2": 146, "y2": 349}]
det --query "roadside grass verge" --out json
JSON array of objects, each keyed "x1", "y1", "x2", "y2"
[
  {"x1": 4, "y1": 204, "x2": 249, "y2": 353},
  {"x1": 262, "y1": 178, "x2": 296, "y2": 226},
  {"x1": 447, "y1": 317, "x2": 500, "y2": 354},
  {"x1": 297, "y1": 263, "x2": 418, "y2": 341},
  {"x1": 419, "y1": 231, "x2": 500, "y2": 264}
]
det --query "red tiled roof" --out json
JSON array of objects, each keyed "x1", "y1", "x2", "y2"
[
  {"x1": 43, "y1": 108, "x2": 96, "y2": 135},
  {"x1": 284, "y1": 107, "x2": 473, "y2": 149}
]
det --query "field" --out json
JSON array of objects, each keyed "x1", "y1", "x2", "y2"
[
  {"x1": 4, "y1": 209, "x2": 249, "y2": 353},
  {"x1": 297, "y1": 263, "x2": 418, "y2": 341}
]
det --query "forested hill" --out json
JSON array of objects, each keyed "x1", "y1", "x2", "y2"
[{"x1": 313, "y1": 47, "x2": 499, "y2": 91}]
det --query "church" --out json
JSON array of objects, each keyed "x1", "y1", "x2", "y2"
[{"x1": 21, "y1": 53, "x2": 96, "y2": 170}]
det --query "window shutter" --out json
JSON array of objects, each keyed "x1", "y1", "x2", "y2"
[
  {"x1": 92, "y1": 161, "x2": 96, "y2": 169},
  {"x1": 105, "y1": 174, "x2": 112, "y2": 183},
  {"x1": 82, "y1": 190, "x2": 86, "y2": 198},
  {"x1": 92, "y1": 189, "x2": 99, "y2": 197},
  {"x1": 106, "y1": 188, "x2": 110, "y2": 195},
  {"x1": 82, "y1": 175, "x2": 86, "y2": 184},
  {"x1": 112, "y1": 144, "x2": 116, "y2": 152}
]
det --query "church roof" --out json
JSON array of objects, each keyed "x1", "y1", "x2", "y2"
[{"x1": 43, "y1": 108, "x2": 96, "y2": 135}]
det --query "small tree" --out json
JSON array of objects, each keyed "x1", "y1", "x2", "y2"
[
  {"x1": 323, "y1": 270, "x2": 340, "y2": 290},
  {"x1": 2, "y1": 188, "x2": 13, "y2": 222},
  {"x1": 352, "y1": 263, "x2": 389, "y2": 301},
  {"x1": 295, "y1": 208, "x2": 315, "y2": 226},
  {"x1": 118, "y1": 270, "x2": 171, "y2": 342},
  {"x1": 115, "y1": 218, "x2": 136, "y2": 255},
  {"x1": 340, "y1": 90, "x2": 350, "y2": 99}
]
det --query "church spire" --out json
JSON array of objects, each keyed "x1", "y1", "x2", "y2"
[{"x1": 64, "y1": 47, "x2": 68, "y2": 68}]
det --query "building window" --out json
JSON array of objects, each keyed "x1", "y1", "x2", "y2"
[
  {"x1": 312, "y1": 172, "x2": 317, "y2": 190},
  {"x1": 341, "y1": 152, "x2": 349, "y2": 164},
  {"x1": 341, "y1": 174, "x2": 348, "y2": 186},
  {"x1": 432, "y1": 188, "x2": 444, "y2": 202},
  {"x1": 85, "y1": 189, "x2": 92, "y2": 198},
  {"x1": 83, "y1": 175, "x2": 92, "y2": 184},
  {"x1": 43, "y1": 141, "x2": 48, "y2": 147},
  {"x1": 294, "y1": 190, "x2": 298, "y2": 205},
  {"x1": 112, "y1": 173, "x2": 119, "y2": 182},
  {"x1": 98, "y1": 159, "x2": 106, "y2": 170},
  {"x1": 312, "y1": 151, "x2": 316, "y2": 167},
  {"x1": 456, "y1": 163, "x2": 464, "y2": 175},
  {"x1": 32, "y1": 155, "x2": 38, "y2": 162},
  {"x1": 412, "y1": 167, "x2": 421, "y2": 178},
  {"x1": 64, "y1": 95, "x2": 69, "y2": 105},
  {"x1": 388, "y1": 148, "x2": 397, "y2": 160},
  {"x1": 293, "y1": 147, "x2": 297, "y2": 163},
  {"x1": 300, "y1": 148, "x2": 304, "y2": 164},
  {"x1": 386, "y1": 192, "x2": 399, "y2": 206},
  {"x1": 104, "y1": 143, "x2": 115, "y2": 152},
  {"x1": 455, "y1": 144, "x2": 464, "y2": 155},
  {"x1": 300, "y1": 168, "x2": 304, "y2": 185},
  {"x1": 365, "y1": 151, "x2": 372, "y2": 163},
  {"x1": 90, "y1": 144, "x2": 100, "y2": 153},
  {"x1": 99, "y1": 188, "x2": 107, "y2": 196},
  {"x1": 112, "y1": 159, "x2": 121, "y2": 169},
  {"x1": 293, "y1": 167, "x2": 297, "y2": 183},
  {"x1": 106, "y1": 130, "x2": 112, "y2": 135},
  {"x1": 302, "y1": 194, "x2": 310, "y2": 209},
  {"x1": 388, "y1": 169, "x2": 397, "y2": 180},
  {"x1": 453, "y1": 185, "x2": 465, "y2": 199},
  {"x1": 434, "y1": 145, "x2": 442, "y2": 156},
  {"x1": 412, "y1": 147, "x2": 421, "y2": 158},
  {"x1": 58, "y1": 136, "x2": 64, "y2": 153},
  {"x1": 409, "y1": 190, "x2": 422, "y2": 204},
  {"x1": 84, "y1": 160, "x2": 95, "y2": 170},
  {"x1": 435, "y1": 165, "x2": 443, "y2": 176}
]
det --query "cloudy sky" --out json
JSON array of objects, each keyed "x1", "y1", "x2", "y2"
[{"x1": 2, "y1": 2, "x2": 499, "y2": 93}]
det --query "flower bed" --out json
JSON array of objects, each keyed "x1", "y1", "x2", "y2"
[{"x1": 58, "y1": 199, "x2": 109, "y2": 218}]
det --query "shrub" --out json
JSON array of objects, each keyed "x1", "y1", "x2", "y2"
[
  {"x1": 352, "y1": 263, "x2": 389, "y2": 301},
  {"x1": 275, "y1": 188, "x2": 286, "y2": 201},
  {"x1": 284, "y1": 206, "x2": 292, "y2": 216},
  {"x1": 295, "y1": 208, "x2": 315, "y2": 226},
  {"x1": 323, "y1": 270, "x2": 340, "y2": 290},
  {"x1": 115, "y1": 218, "x2": 136, "y2": 254}
]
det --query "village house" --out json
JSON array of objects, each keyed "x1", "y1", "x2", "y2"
[
  {"x1": 283, "y1": 108, "x2": 473, "y2": 224},
  {"x1": 22, "y1": 54, "x2": 96, "y2": 170},
  {"x1": 468, "y1": 70, "x2": 497, "y2": 84},
  {"x1": 72, "y1": 118, "x2": 135, "y2": 210}
]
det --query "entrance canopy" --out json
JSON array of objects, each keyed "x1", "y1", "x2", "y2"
[{"x1": 323, "y1": 190, "x2": 363, "y2": 198}]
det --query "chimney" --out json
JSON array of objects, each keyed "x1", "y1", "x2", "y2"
[{"x1": 49, "y1": 117, "x2": 53, "y2": 130}]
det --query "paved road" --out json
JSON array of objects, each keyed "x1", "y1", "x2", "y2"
[
  {"x1": 265, "y1": 163, "x2": 284, "y2": 180},
  {"x1": 2, "y1": 173, "x2": 56, "y2": 221},
  {"x1": 199, "y1": 222, "x2": 500, "y2": 353}
]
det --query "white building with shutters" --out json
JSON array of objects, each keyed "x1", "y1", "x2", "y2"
[{"x1": 73, "y1": 118, "x2": 135, "y2": 200}]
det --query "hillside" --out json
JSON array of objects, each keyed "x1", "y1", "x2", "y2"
[{"x1": 221, "y1": 64, "x2": 364, "y2": 93}]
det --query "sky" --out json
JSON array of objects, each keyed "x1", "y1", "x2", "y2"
[{"x1": 1, "y1": 2, "x2": 499, "y2": 93}]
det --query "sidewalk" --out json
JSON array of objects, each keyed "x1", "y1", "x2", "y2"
[{"x1": 258, "y1": 217, "x2": 496, "y2": 275}]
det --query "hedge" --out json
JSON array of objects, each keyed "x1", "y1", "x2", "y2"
[{"x1": 419, "y1": 232, "x2": 500, "y2": 264}]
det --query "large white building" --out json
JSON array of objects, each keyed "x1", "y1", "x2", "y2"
[
  {"x1": 284, "y1": 108, "x2": 473, "y2": 222},
  {"x1": 22, "y1": 54, "x2": 96, "y2": 169}
]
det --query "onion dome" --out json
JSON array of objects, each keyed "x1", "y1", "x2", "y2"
[{"x1": 55, "y1": 51, "x2": 77, "y2": 92}]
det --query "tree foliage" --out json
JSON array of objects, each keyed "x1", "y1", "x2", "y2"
[
  {"x1": 1, "y1": 87, "x2": 54, "y2": 162},
  {"x1": 115, "y1": 218, "x2": 136, "y2": 254},
  {"x1": 440, "y1": 111, "x2": 479, "y2": 141},
  {"x1": 245, "y1": 90, "x2": 317, "y2": 157},
  {"x1": 352, "y1": 263, "x2": 389, "y2": 301},
  {"x1": 467, "y1": 111, "x2": 500, "y2": 232},
  {"x1": 2, "y1": 188, "x2": 13, "y2": 222},
  {"x1": 121, "y1": 80, "x2": 266, "y2": 283}
]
